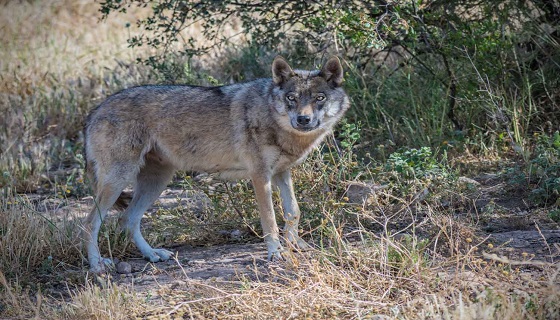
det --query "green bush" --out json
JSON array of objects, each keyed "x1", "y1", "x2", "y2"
[
  {"x1": 98, "y1": 0, "x2": 560, "y2": 151},
  {"x1": 385, "y1": 147, "x2": 450, "y2": 180},
  {"x1": 530, "y1": 132, "x2": 560, "y2": 205}
]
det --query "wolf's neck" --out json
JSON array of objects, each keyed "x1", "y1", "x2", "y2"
[{"x1": 277, "y1": 128, "x2": 328, "y2": 159}]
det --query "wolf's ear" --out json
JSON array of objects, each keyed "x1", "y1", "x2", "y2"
[
  {"x1": 320, "y1": 56, "x2": 344, "y2": 87},
  {"x1": 272, "y1": 56, "x2": 294, "y2": 85}
]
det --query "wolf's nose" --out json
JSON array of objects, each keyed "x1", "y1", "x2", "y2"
[{"x1": 297, "y1": 115, "x2": 311, "y2": 125}]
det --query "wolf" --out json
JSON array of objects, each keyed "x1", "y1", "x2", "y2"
[{"x1": 83, "y1": 56, "x2": 350, "y2": 272}]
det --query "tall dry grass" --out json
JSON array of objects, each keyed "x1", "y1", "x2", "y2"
[
  {"x1": 0, "y1": 0, "x2": 152, "y2": 190},
  {"x1": 107, "y1": 207, "x2": 560, "y2": 319},
  {"x1": 0, "y1": 193, "x2": 81, "y2": 277},
  {"x1": 1, "y1": 1, "x2": 559, "y2": 319}
]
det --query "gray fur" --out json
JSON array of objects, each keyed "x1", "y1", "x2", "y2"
[{"x1": 83, "y1": 56, "x2": 350, "y2": 272}]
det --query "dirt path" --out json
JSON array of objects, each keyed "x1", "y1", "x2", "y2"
[
  {"x1": 467, "y1": 173, "x2": 559, "y2": 261},
  {"x1": 116, "y1": 242, "x2": 272, "y2": 288},
  {"x1": 35, "y1": 172, "x2": 559, "y2": 299}
]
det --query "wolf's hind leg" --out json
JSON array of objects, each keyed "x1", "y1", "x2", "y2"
[
  {"x1": 119, "y1": 154, "x2": 176, "y2": 262},
  {"x1": 84, "y1": 179, "x2": 130, "y2": 273}
]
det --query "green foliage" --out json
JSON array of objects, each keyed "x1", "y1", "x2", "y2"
[
  {"x1": 530, "y1": 132, "x2": 560, "y2": 205},
  {"x1": 386, "y1": 234, "x2": 430, "y2": 275},
  {"x1": 549, "y1": 209, "x2": 560, "y2": 223},
  {"x1": 99, "y1": 1, "x2": 416, "y2": 66},
  {"x1": 505, "y1": 131, "x2": 560, "y2": 206},
  {"x1": 98, "y1": 0, "x2": 560, "y2": 153},
  {"x1": 338, "y1": 120, "x2": 361, "y2": 150},
  {"x1": 386, "y1": 147, "x2": 449, "y2": 180}
]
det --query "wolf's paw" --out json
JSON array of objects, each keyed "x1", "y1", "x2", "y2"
[
  {"x1": 267, "y1": 249, "x2": 284, "y2": 261},
  {"x1": 286, "y1": 235, "x2": 312, "y2": 251},
  {"x1": 89, "y1": 257, "x2": 114, "y2": 273},
  {"x1": 266, "y1": 240, "x2": 285, "y2": 261},
  {"x1": 144, "y1": 248, "x2": 174, "y2": 262}
]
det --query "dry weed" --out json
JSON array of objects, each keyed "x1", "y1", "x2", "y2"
[
  {"x1": 0, "y1": 192, "x2": 83, "y2": 277},
  {"x1": 55, "y1": 278, "x2": 141, "y2": 320}
]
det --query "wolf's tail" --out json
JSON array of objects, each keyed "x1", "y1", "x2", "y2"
[{"x1": 84, "y1": 147, "x2": 97, "y2": 194}]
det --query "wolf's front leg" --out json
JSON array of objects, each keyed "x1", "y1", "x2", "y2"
[
  {"x1": 273, "y1": 170, "x2": 311, "y2": 250},
  {"x1": 251, "y1": 173, "x2": 284, "y2": 260}
]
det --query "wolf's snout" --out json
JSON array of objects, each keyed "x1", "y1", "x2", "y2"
[{"x1": 297, "y1": 115, "x2": 311, "y2": 125}]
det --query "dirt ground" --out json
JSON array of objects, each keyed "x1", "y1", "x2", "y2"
[{"x1": 33, "y1": 170, "x2": 558, "y2": 304}]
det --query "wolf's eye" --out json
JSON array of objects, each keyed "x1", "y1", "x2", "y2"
[
  {"x1": 286, "y1": 94, "x2": 296, "y2": 102},
  {"x1": 316, "y1": 94, "x2": 326, "y2": 102}
]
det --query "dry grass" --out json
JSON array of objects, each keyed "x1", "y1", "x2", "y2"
[
  {"x1": 0, "y1": 0, "x2": 152, "y2": 90},
  {"x1": 0, "y1": 0, "x2": 152, "y2": 190},
  {"x1": 1, "y1": 1, "x2": 559, "y2": 319},
  {"x1": 56, "y1": 278, "x2": 141, "y2": 320},
  {"x1": 0, "y1": 192, "x2": 83, "y2": 277},
  {"x1": 88, "y1": 211, "x2": 560, "y2": 319},
  {"x1": 2, "y1": 172, "x2": 558, "y2": 319}
]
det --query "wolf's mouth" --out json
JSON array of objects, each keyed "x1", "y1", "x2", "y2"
[{"x1": 294, "y1": 121, "x2": 320, "y2": 132}]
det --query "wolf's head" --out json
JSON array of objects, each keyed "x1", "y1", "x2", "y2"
[{"x1": 270, "y1": 56, "x2": 350, "y2": 135}]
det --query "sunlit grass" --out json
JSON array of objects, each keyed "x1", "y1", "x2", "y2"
[{"x1": 0, "y1": 1, "x2": 558, "y2": 319}]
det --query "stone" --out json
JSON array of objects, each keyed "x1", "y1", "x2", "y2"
[
  {"x1": 458, "y1": 176, "x2": 481, "y2": 188},
  {"x1": 345, "y1": 182, "x2": 387, "y2": 204},
  {"x1": 116, "y1": 261, "x2": 132, "y2": 274}
]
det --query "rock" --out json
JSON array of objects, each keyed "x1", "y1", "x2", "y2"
[
  {"x1": 458, "y1": 176, "x2": 481, "y2": 189},
  {"x1": 345, "y1": 182, "x2": 387, "y2": 204},
  {"x1": 116, "y1": 261, "x2": 132, "y2": 274},
  {"x1": 230, "y1": 229, "x2": 242, "y2": 239},
  {"x1": 218, "y1": 229, "x2": 243, "y2": 239}
]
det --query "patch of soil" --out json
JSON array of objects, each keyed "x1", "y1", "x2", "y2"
[
  {"x1": 33, "y1": 169, "x2": 559, "y2": 298},
  {"x1": 468, "y1": 173, "x2": 560, "y2": 261},
  {"x1": 116, "y1": 242, "x2": 274, "y2": 291}
]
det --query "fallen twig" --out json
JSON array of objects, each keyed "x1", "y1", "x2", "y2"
[{"x1": 482, "y1": 251, "x2": 555, "y2": 268}]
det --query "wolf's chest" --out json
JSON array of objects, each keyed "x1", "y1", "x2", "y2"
[
  {"x1": 274, "y1": 149, "x2": 310, "y2": 172},
  {"x1": 213, "y1": 146, "x2": 309, "y2": 180}
]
